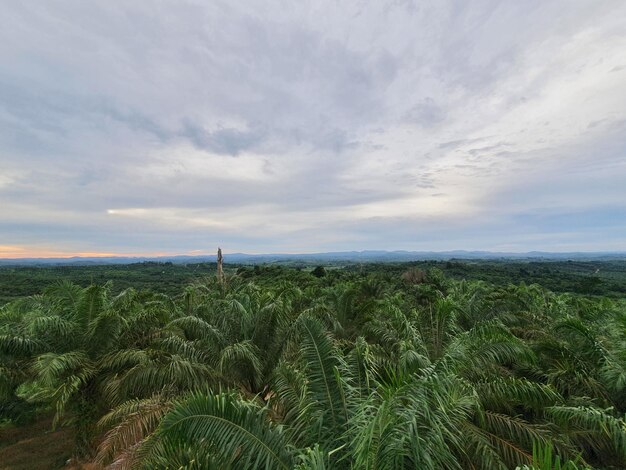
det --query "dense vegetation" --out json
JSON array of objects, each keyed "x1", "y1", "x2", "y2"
[
  {"x1": 1, "y1": 264, "x2": 625, "y2": 469},
  {"x1": 2, "y1": 258, "x2": 626, "y2": 306}
]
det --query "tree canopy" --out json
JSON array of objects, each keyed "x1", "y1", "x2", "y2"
[{"x1": 1, "y1": 265, "x2": 625, "y2": 469}]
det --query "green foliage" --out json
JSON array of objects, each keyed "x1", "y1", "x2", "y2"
[
  {"x1": 311, "y1": 266, "x2": 327, "y2": 278},
  {"x1": 0, "y1": 263, "x2": 625, "y2": 468},
  {"x1": 147, "y1": 391, "x2": 295, "y2": 469},
  {"x1": 516, "y1": 441, "x2": 588, "y2": 470}
]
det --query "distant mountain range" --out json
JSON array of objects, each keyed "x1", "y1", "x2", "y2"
[{"x1": 1, "y1": 250, "x2": 625, "y2": 266}]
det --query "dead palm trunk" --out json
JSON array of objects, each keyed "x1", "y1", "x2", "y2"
[{"x1": 217, "y1": 247, "x2": 224, "y2": 284}]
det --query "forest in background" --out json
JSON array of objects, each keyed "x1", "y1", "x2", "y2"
[
  {"x1": 0, "y1": 261, "x2": 625, "y2": 469},
  {"x1": 1, "y1": 258, "x2": 626, "y2": 306}
]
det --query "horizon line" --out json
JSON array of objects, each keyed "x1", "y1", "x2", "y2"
[{"x1": 2, "y1": 249, "x2": 626, "y2": 261}]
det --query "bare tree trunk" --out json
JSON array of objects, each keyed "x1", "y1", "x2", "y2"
[{"x1": 217, "y1": 247, "x2": 224, "y2": 284}]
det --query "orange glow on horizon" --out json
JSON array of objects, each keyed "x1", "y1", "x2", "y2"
[{"x1": 0, "y1": 245, "x2": 188, "y2": 259}]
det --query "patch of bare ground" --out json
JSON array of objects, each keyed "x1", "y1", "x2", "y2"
[{"x1": 0, "y1": 417, "x2": 101, "y2": 470}]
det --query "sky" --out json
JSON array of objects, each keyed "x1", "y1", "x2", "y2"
[{"x1": 1, "y1": 0, "x2": 626, "y2": 257}]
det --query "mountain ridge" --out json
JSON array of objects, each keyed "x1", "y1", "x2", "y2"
[{"x1": 1, "y1": 250, "x2": 625, "y2": 266}]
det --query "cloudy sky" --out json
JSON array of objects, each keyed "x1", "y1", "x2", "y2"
[{"x1": 1, "y1": 1, "x2": 625, "y2": 257}]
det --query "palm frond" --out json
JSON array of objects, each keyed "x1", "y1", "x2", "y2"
[
  {"x1": 147, "y1": 391, "x2": 295, "y2": 470},
  {"x1": 0, "y1": 334, "x2": 42, "y2": 356},
  {"x1": 475, "y1": 377, "x2": 561, "y2": 412},
  {"x1": 295, "y1": 444, "x2": 330, "y2": 470},
  {"x1": 96, "y1": 393, "x2": 173, "y2": 467},
  {"x1": 297, "y1": 316, "x2": 348, "y2": 441},
  {"x1": 476, "y1": 411, "x2": 553, "y2": 467},
  {"x1": 546, "y1": 405, "x2": 626, "y2": 465}
]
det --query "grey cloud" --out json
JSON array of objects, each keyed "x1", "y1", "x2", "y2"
[
  {"x1": 587, "y1": 119, "x2": 608, "y2": 129},
  {"x1": 438, "y1": 137, "x2": 485, "y2": 150},
  {"x1": 0, "y1": 0, "x2": 625, "y2": 254},
  {"x1": 467, "y1": 142, "x2": 510, "y2": 156},
  {"x1": 181, "y1": 123, "x2": 266, "y2": 156},
  {"x1": 404, "y1": 98, "x2": 446, "y2": 127}
]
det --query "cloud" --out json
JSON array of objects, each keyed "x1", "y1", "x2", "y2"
[
  {"x1": 403, "y1": 98, "x2": 446, "y2": 127},
  {"x1": 0, "y1": 0, "x2": 625, "y2": 255},
  {"x1": 181, "y1": 123, "x2": 265, "y2": 156}
]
